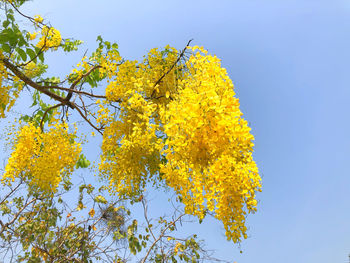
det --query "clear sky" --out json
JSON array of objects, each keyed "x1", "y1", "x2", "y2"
[{"x1": 18, "y1": 0, "x2": 350, "y2": 262}]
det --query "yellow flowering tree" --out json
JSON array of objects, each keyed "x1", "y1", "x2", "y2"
[{"x1": 0, "y1": 0, "x2": 261, "y2": 262}]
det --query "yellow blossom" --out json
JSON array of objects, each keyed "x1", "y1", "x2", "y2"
[
  {"x1": 88, "y1": 208, "x2": 95, "y2": 217},
  {"x1": 34, "y1": 15, "x2": 43, "y2": 24},
  {"x1": 36, "y1": 26, "x2": 62, "y2": 51},
  {"x1": 174, "y1": 242, "x2": 181, "y2": 254},
  {"x1": 28, "y1": 31, "x2": 38, "y2": 40},
  {"x1": 97, "y1": 46, "x2": 261, "y2": 242},
  {"x1": 1, "y1": 122, "x2": 81, "y2": 192},
  {"x1": 24, "y1": 61, "x2": 40, "y2": 78},
  {"x1": 0, "y1": 59, "x2": 23, "y2": 118}
]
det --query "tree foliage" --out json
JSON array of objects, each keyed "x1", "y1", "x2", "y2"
[{"x1": 0, "y1": 0, "x2": 261, "y2": 262}]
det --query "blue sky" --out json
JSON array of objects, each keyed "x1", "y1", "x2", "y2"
[{"x1": 18, "y1": 0, "x2": 350, "y2": 262}]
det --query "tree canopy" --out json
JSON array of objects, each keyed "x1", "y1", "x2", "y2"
[{"x1": 0, "y1": 0, "x2": 261, "y2": 262}]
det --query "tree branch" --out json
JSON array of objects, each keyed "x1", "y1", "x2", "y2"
[
  {"x1": 71, "y1": 102, "x2": 103, "y2": 135},
  {"x1": 150, "y1": 39, "x2": 193, "y2": 98},
  {"x1": 49, "y1": 86, "x2": 106, "y2": 99},
  {"x1": 141, "y1": 213, "x2": 185, "y2": 263},
  {"x1": 40, "y1": 103, "x2": 63, "y2": 131},
  {"x1": 1, "y1": 58, "x2": 71, "y2": 107},
  {"x1": 65, "y1": 65, "x2": 102, "y2": 101}
]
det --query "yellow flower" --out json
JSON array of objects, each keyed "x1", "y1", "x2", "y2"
[
  {"x1": 36, "y1": 26, "x2": 62, "y2": 51},
  {"x1": 97, "y1": 45, "x2": 260, "y2": 243},
  {"x1": 159, "y1": 48, "x2": 261, "y2": 243},
  {"x1": 34, "y1": 15, "x2": 43, "y2": 24},
  {"x1": 88, "y1": 208, "x2": 95, "y2": 217},
  {"x1": 24, "y1": 61, "x2": 40, "y2": 78},
  {"x1": 174, "y1": 242, "x2": 182, "y2": 254},
  {"x1": 28, "y1": 32, "x2": 38, "y2": 40},
  {"x1": 2, "y1": 122, "x2": 81, "y2": 192}
]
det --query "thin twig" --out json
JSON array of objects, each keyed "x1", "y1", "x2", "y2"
[
  {"x1": 48, "y1": 86, "x2": 106, "y2": 99},
  {"x1": 141, "y1": 213, "x2": 185, "y2": 263},
  {"x1": 150, "y1": 39, "x2": 193, "y2": 98},
  {"x1": 40, "y1": 103, "x2": 63, "y2": 131},
  {"x1": 65, "y1": 65, "x2": 102, "y2": 101},
  {"x1": 72, "y1": 103, "x2": 103, "y2": 135}
]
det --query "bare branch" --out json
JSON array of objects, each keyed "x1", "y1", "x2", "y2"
[
  {"x1": 71, "y1": 102, "x2": 103, "y2": 135},
  {"x1": 141, "y1": 213, "x2": 185, "y2": 263}
]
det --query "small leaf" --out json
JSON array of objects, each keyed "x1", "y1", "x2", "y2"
[
  {"x1": 76, "y1": 154, "x2": 90, "y2": 168},
  {"x1": 19, "y1": 115, "x2": 31, "y2": 122},
  {"x1": 26, "y1": 48, "x2": 37, "y2": 62},
  {"x1": 94, "y1": 195, "x2": 107, "y2": 204},
  {"x1": 8, "y1": 29, "x2": 18, "y2": 46},
  {"x1": 2, "y1": 20, "x2": 10, "y2": 28},
  {"x1": 7, "y1": 13, "x2": 14, "y2": 22},
  {"x1": 16, "y1": 48, "x2": 27, "y2": 61},
  {"x1": 18, "y1": 36, "x2": 26, "y2": 47},
  {"x1": 38, "y1": 51, "x2": 44, "y2": 63},
  {"x1": 2, "y1": 43, "x2": 11, "y2": 53}
]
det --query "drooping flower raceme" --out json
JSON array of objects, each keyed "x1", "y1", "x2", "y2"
[
  {"x1": 0, "y1": 51, "x2": 24, "y2": 118},
  {"x1": 160, "y1": 47, "x2": 261, "y2": 242},
  {"x1": 2, "y1": 122, "x2": 81, "y2": 192},
  {"x1": 99, "y1": 46, "x2": 179, "y2": 198},
  {"x1": 98, "y1": 46, "x2": 261, "y2": 243}
]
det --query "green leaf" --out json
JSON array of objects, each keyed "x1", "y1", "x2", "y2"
[
  {"x1": 8, "y1": 28, "x2": 18, "y2": 46},
  {"x1": 105, "y1": 41, "x2": 111, "y2": 50},
  {"x1": 38, "y1": 51, "x2": 44, "y2": 62},
  {"x1": 16, "y1": 48, "x2": 27, "y2": 61},
  {"x1": 112, "y1": 43, "x2": 118, "y2": 49},
  {"x1": 26, "y1": 48, "x2": 37, "y2": 62},
  {"x1": 62, "y1": 38, "x2": 83, "y2": 52},
  {"x1": 2, "y1": 20, "x2": 10, "y2": 28},
  {"x1": 1, "y1": 43, "x2": 11, "y2": 53},
  {"x1": 0, "y1": 33, "x2": 8, "y2": 44},
  {"x1": 18, "y1": 36, "x2": 26, "y2": 47},
  {"x1": 94, "y1": 195, "x2": 107, "y2": 204},
  {"x1": 7, "y1": 13, "x2": 14, "y2": 22},
  {"x1": 19, "y1": 115, "x2": 31, "y2": 122},
  {"x1": 76, "y1": 154, "x2": 90, "y2": 169}
]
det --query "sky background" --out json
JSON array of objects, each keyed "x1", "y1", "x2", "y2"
[{"x1": 13, "y1": 0, "x2": 350, "y2": 262}]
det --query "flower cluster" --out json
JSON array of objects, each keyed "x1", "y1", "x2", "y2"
[
  {"x1": 24, "y1": 61, "x2": 41, "y2": 78},
  {"x1": 99, "y1": 46, "x2": 179, "y2": 198},
  {"x1": 2, "y1": 122, "x2": 81, "y2": 192},
  {"x1": 0, "y1": 52, "x2": 23, "y2": 118},
  {"x1": 99, "y1": 46, "x2": 261, "y2": 242},
  {"x1": 36, "y1": 26, "x2": 62, "y2": 51},
  {"x1": 160, "y1": 47, "x2": 261, "y2": 242}
]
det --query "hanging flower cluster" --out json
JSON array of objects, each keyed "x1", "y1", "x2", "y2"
[
  {"x1": 36, "y1": 26, "x2": 62, "y2": 51},
  {"x1": 160, "y1": 47, "x2": 261, "y2": 242},
  {"x1": 98, "y1": 45, "x2": 261, "y2": 242},
  {"x1": 0, "y1": 52, "x2": 24, "y2": 118},
  {"x1": 99, "y1": 46, "x2": 179, "y2": 197},
  {"x1": 2, "y1": 122, "x2": 81, "y2": 192}
]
